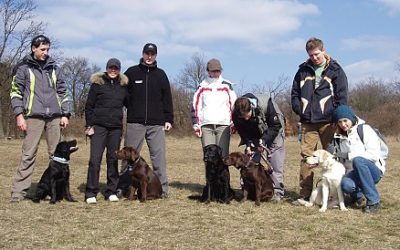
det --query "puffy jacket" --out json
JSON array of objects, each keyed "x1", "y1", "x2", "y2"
[
  {"x1": 124, "y1": 59, "x2": 173, "y2": 125},
  {"x1": 332, "y1": 119, "x2": 386, "y2": 174},
  {"x1": 191, "y1": 76, "x2": 237, "y2": 129},
  {"x1": 291, "y1": 57, "x2": 348, "y2": 123},
  {"x1": 232, "y1": 93, "x2": 283, "y2": 148},
  {"x1": 85, "y1": 72, "x2": 128, "y2": 128},
  {"x1": 10, "y1": 54, "x2": 70, "y2": 118}
]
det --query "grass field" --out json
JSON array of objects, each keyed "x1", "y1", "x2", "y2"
[{"x1": 1, "y1": 134, "x2": 399, "y2": 250}]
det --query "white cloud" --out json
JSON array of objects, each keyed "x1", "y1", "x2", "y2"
[
  {"x1": 36, "y1": 0, "x2": 319, "y2": 57},
  {"x1": 345, "y1": 59, "x2": 398, "y2": 84},
  {"x1": 376, "y1": 0, "x2": 400, "y2": 15}
]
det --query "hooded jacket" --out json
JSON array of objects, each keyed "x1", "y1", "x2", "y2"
[
  {"x1": 191, "y1": 75, "x2": 237, "y2": 129},
  {"x1": 124, "y1": 59, "x2": 173, "y2": 125},
  {"x1": 10, "y1": 54, "x2": 70, "y2": 118},
  {"x1": 332, "y1": 119, "x2": 386, "y2": 174},
  {"x1": 291, "y1": 56, "x2": 348, "y2": 123},
  {"x1": 85, "y1": 72, "x2": 128, "y2": 128},
  {"x1": 232, "y1": 93, "x2": 284, "y2": 148}
]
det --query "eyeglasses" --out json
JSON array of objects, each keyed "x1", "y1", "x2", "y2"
[{"x1": 31, "y1": 35, "x2": 51, "y2": 47}]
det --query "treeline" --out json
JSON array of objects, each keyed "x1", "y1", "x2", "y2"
[{"x1": 1, "y1": 0, "x2": 399, "y2": 139}]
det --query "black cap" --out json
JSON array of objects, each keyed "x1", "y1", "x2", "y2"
[
  {"x1": 106, "y1": 58, "x2": 121, "y2": 69},
  {"x1": 142, "y1": 43, "x2": 157, "y2": 54}
]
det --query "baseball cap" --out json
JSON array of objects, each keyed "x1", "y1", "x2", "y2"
[
  {"x1": 106, "y1": 58, "x2": 121, "y2": 69},
  {"x1": 143, "y1": 43, "x2": 157, "y2": 54},
  {"x1": 207, "y1": 58, "x2": 222, "y2": 71}
]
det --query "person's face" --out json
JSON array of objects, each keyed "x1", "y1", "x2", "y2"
[
  {"x1": 208, "y1": 70, "x2": 221, "y2": 79},
  {"x1": 107, "y1": 66, "x2": 120, "y2": 79},
  {"x1": 307, "y1": 48, "x2": 326, "y2": 66},
  {"x1": 32, "y1": 43, "x2": 50, "y2": 61},
  {"x1": 337, "y1": 118, "x2": 353, "y2": 132},
  {"x1": 241, "y1": 111, "x2": 252, "y2": 121},
  {"x1": 143, "y1": 52, "x2": 157, "y2": 65}
]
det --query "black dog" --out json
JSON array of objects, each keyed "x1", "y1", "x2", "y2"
[
  {"x1": 201, "y1": 144, "x2": 234, "y2": 204},
  {"x1": 32, "y1": 140, "x2": 78, "y2": 204}
]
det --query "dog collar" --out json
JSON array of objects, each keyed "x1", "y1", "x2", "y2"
[
  {"x1": 52, "y1": 156, "x2": 69, "y2": 164},
  {"x1": 127, "y1": 157, "x2": 141, "y2": 171}
]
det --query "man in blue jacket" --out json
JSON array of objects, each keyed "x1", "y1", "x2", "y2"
[
  {"x1": 291, "y1": 37, "x2": 348, "y2": 201},
  {"x1": 122, "y1": 43, "x2": 174, "y2": 198},
  {"x1": 10, "y1": 35, "x2": 70, "y2": 202}
]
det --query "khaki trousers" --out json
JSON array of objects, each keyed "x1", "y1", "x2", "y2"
[
  {"x1": 299, "y1": 122, "x2": 335, "y2": 199},
  {"x1": 11, "y1": 117, "x2": 61, "y2": 198}
]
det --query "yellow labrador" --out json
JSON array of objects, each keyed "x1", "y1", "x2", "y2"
[{"x1": 298, "y1": 149, "x2": 348, "y2": 212}]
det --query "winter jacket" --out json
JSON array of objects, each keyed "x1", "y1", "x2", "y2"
[
  {"x1": 124, "y1": 59, "x2": 173, "y2": 125},
  {"x1": 332, "y1": 119, "x2": 386, "y2": 174},
  {"x1": 85, "y1": 72, "x2": 128, "y2": 128},
  {"x1": 191, "y1": 76, "x2": 237, "y2": 129},
  {"x1": 291, "y1": 56, "x2": 348, "y2": 124},
  {"x1": 232, "y1": 93, "x2": 284, "y2": 148},
  {"x1": 10, "y1": 54, "x2": 70, "y2": 118}
]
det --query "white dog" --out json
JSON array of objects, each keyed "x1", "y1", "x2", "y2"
[{"x1": 297, "y1": 149, "x2": 348, "y2": 212}]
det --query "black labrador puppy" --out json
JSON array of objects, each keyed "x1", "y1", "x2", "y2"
[
  {"x1": 201, "y1": 144, "x2": 234, "y2": 204},
  {"x1": 32, "y1": 140, "x2": 78, "y2": 204}
]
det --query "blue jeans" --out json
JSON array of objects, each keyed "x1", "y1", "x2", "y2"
[{"x1": 341, "y1": 157, "x2": 382, "y2": 205}]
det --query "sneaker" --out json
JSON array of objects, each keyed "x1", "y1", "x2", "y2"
[
  {"x1": 86, "y1": 197, "x2": 97, "y2": 204},
  {"x1": 10, "y1": 196, "x2": 24, "y2": 203},
  {"x1": 363, "y1": 203, "x2": 381, "y2": 214},
  {"x1": 108, "y1": 194, "x2": 119, "y2": 202},
  {"x1": 270, "y1": 194, "x2": 283, "y2": 203}
]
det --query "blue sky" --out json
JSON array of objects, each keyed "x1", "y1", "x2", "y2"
[{"x1": 34, "y1": 0, "x2": 400, "y2": 88}]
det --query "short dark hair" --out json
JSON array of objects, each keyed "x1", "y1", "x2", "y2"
[
  {"x1": 234, "y1": 97, "x2": 251, "y2": 117},
  {"x1": 31, "y1": 35, "x2": 51, "y2": 49},
  {"x1": 305, "y1": 37, "x2": 324, "y2": 52}
]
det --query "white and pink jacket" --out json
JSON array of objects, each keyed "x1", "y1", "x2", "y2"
[{"x1": 191, "y1": 76, "x2": 237, "y2": 130}]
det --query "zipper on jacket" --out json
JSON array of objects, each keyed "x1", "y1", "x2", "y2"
[{"x1": 145, "y1": 67, "x2": 149, "y2": 124}]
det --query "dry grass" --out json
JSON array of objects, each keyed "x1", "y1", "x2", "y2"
[{"x1": 1, "y1": 134, "x2": 399, "y2": 250}]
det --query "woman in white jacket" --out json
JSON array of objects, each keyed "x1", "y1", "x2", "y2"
[
  {"x1": 332, "y1": 105, "x2": 386, "y2": 214},
  {"x1": 191, "y1": 58, "x2": 237, "y2": 157}
]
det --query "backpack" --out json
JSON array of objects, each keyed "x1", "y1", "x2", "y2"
[{"x1": 357, "y1": 124, "x2": 389, "y2": 160}]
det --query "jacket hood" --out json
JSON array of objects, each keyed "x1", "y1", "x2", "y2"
[{"x1": 90, "y1": 72, "x2": 128, "y2": 86}]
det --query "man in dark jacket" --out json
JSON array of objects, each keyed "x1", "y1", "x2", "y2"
[
  {"x1": 232, "y1": 93, "x2": 285, "y2": 202},
  {"x1": 122, "y1": 43, "x2": 173, "y2": 198},
  {"x1": 10, "y1": 35, "x2": 71, "y2": 202},
  {"x1": 291, "y1": 37, "x2": 348, "y2": 201},
  {"x1": 84, "y1": 58, "x2": 128, "y2": 204}
]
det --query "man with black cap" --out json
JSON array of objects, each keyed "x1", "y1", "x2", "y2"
[
  {"x1": 121, "y1": 43, "x2": 173, "y2": 198},
  {"x1": 10, "y1": 35, "x2": 71, "y2": 202}
]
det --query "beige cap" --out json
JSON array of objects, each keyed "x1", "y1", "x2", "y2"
[{"x1": 207, "y1": 58, "x2": 222, "y2": 71}]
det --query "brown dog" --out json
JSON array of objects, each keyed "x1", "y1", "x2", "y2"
[
  {"x1": 223, "y1": 152, "x2": 274, "y2": 206},
  {"x1": 115, "y1": 146, "x2": 162, "y2": 202}
]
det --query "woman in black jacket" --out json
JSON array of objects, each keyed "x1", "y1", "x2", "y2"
[{"x1": 84, "y1": 58, "x2": 128, "y2": 204}]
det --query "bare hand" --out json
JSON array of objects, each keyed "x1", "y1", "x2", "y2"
[
  {"x1": 60, "y1": 117, "x2": 69, "y2": 129},
  {"x1": 164, "y1": 122, "x2": 172, "y2": 132},
  {"x1": 16, "y1": 114, "x2": 27, "y2": 132}
]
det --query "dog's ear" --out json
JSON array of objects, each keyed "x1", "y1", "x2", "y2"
[
  {"x1": 217, "y1": 145, "x2": 222, "y2": 157},
  {"x1": 319, "y1": 150, "x2": 331, "y2": 162}
]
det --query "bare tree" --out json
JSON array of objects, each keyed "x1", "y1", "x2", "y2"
[
  {"x1": 59, "y1": 57, "x2": 100, "y2": 117},
  {"x1": 0, "y1": 0, "x2": 46, "y2": 138},
  {"x1": 250, "y1": 74, "x2": 290, "y2": 100},
  {"x1": 175, "y1": 53, "x2": 207, "y2": 92}
]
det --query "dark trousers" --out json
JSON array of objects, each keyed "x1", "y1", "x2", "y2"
[{"x1": 85, "y1": 126, "x2": 122, "y2": 199}]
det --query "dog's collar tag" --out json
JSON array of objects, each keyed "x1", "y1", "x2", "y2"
[
  {"x1": 52, "y1": 156, "x2": 69, "y2": 164},
  {"x1": 127, "y1": 157, "x2": 140, "y2": 171}
]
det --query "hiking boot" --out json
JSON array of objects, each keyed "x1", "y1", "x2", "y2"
[{"x1": 363, "y1": 203, "x2": 381, "y2": 214}]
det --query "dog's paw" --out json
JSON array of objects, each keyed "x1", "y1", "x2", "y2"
[
  {"x1": 318, "y1": 207, "x2": 327, "y2": 212},
  {"x1": 340, "y1": 206, "x2": 348, "y2": 211}
]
